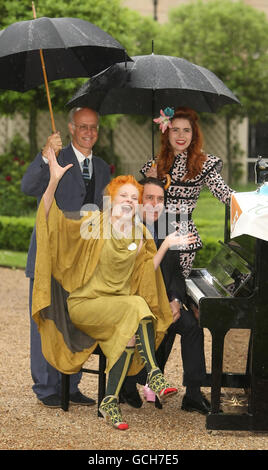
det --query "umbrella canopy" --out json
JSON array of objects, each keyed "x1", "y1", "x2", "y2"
[
  {"x1": 0, "y1": 16, "x2": 131, "y2": 92},
  {"x1": 67, "y1": 54, "x2": 240, "y2": 115}
]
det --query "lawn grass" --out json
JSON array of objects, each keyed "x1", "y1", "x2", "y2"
[
  {"x1": 194, "y1": 182, "x2": 256, "y2": 241},
  {"x1": 0, "y1": 250, "x2": 27, "y2": 269},
  {"x1": 194, "y1": 192, "x2": 225, "y2": 241}
]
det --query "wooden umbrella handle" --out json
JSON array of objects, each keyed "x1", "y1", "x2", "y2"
[
  {"x1": 32, "y1": 2, "x2": 56, "y2": 134},
  {"x1": 38, "y1": 49, "x2": 57, "y2": 133},
  {"x1": 151, "y1": 159, "x2": 170, "y2": 189},
  {"x1": 164, "y1": 174, "x2": 171, "y2": 190}
]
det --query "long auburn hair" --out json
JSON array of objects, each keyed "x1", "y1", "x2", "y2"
[{"x1": 156, "y1": 107, "x2": 207, "y2": 181}]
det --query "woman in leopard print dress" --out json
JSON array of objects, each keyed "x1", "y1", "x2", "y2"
[{"x1": 140, "y1": 107, "x2": 234, "y2": 278}]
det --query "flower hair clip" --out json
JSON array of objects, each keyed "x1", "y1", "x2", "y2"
[{"x1": 153, "y1": 107, "x2": 174, "y2": 133}]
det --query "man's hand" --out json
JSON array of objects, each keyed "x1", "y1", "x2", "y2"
[
  {"x1": 190, "y1": 302, "x2": 199, "y2": 320},
  {"x1": 42, "y1": 132, "x2": 62, "y2": 158},
  {"x1": 170, "y1": 298, "x2": 181, "y2": 323}
]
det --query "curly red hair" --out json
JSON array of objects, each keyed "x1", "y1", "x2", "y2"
[
  {"x1": 105, "y1": 175, "x2": 143, "y2": 203},
  {"x1": 156, "y1": 107, "x2": 207, "y2": 181}
]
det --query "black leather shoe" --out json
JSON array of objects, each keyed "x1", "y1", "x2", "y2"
[
  {"x1": 119, "y1": 387, "x2": 143, "y2": 408},
  {"x1": 181, "y1": 393, "x2": 211, "y2": 415},
  {"x1": 39, "y1": 394, "x2": 61, "y2": 408},
  {"x1": 69, "y1": 391, "x2": 96, "y2": 406}
]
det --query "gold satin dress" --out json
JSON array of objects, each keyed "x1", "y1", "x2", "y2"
[
  {"x1": 32, "y1": 199, "x2": 173, "y2": 375},
  {"x1": 67, "y1": 232, "x2": 154, "y2": 372}
]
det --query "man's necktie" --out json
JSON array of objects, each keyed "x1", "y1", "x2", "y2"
[{"x1": 82, "y1": 157, "x2": 92, "y2": 184}]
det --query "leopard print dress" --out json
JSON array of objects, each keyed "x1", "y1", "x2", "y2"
[{"x1": 140, "y1": 152, "x2": 234, "y2": 278}]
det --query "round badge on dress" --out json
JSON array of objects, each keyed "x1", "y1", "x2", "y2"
[{"x1": 128, "y1": 242, "x2": 137, "y2": 251}]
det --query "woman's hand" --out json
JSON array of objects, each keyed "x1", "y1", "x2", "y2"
[
  {"x1": 145, "y1": 164, "x2": 157, "y2": 178},
  {"x1": 165, "y1": 231, "x2": 197, "y2": 249},
  {"x1": 43, "y1": 146, "x2": 73, "y2": 217},
  {"x1": 153, "y1": 231, "x2": 196, "y2": 270},
  {"x1": 46, "y1": 146, "x2": 73, "y2": 183}
]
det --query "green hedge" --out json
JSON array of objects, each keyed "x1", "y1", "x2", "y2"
[
  {"x1": 0, "y1": 214, "x2": 221, "y2": 269},
  {"x1": 0, "y1": 215, "x2": 35, "y2": 252},
  {"x1": 0, "y1": 135, "x2": 36, "y2": 216}
]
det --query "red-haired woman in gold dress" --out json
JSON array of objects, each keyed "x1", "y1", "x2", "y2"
[{"x1": 32, "y1": 148, "x2": 196, "y2": 431}]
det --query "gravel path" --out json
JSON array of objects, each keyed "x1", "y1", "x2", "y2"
[{"x1": 0, "y1": 266, "x2": 268, "y2": 451}]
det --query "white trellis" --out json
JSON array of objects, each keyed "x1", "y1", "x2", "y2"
[{"x1": 0, "y1": 111, "x2": 248, "y2": 183}]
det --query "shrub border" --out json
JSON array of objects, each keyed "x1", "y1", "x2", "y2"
[{"x1": 0, "y1": 216, "x2": 34, "y2": 252}]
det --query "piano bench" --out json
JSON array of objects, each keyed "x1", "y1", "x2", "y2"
[{"x1": 61, "y1": 345, "x2": 106, "y2": 417}]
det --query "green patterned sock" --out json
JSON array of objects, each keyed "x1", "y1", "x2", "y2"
[
  {"x1": 105, "y1": 347, "x2": 134, "y2": 398},
  {"x1": 135, "y1": 317, "x2": 158, "y2": 373}
]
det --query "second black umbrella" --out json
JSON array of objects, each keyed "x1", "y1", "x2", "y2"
[
  {"x1": 67, "y1": 54, "x2": 240, "y2": 115},
  {"x1": 67, "y1": 54, "x2": 240, "y2": 160}
]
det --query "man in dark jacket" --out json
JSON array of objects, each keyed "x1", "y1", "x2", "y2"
[
  {"x1": 21, "y1": 107, "x2": 110, "y2": 407},
  {"x1": 120, "y1": 177, "x2": 210, "y2": 415}
]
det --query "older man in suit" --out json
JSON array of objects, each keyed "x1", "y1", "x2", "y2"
[{"x1": 21, "y1": 107, "x2": 111, "y2": 407}]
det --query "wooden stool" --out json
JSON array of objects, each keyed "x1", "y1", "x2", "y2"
[{"x1": 61, "y1": 346, "x2": 106, "y2": 417}]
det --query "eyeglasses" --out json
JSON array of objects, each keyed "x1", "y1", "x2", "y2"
[{"x1": 72, "y1": 123, "x2": 99, "y2": 133}]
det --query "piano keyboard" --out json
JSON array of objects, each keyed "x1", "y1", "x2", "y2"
[{"x1": 186, "y1": 273, "x2": 223, "y2": 304}]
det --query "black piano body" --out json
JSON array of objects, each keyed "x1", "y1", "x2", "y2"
[{"x1": 186, "y1": 208, "x2": 268, "y2": 431}]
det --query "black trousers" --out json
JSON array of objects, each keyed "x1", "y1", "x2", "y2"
[{"x1": 123, "y1": 307, "x2": 206, "y2": 389}]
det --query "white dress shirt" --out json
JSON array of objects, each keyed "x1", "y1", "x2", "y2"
[
  {"x1": 70, "y1": 144, "x2": 93, "y2": 173},
  {"x1": 42, "y1": 143, "x2": 92, "y2": 175}
]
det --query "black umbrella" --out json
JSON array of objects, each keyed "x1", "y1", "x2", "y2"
[
  {"x1": 67, "y1": 54, "x2": 240, "y2": 157},
  {"x1": 67, "y1": 54, "x2": 239, "y2": 114},
  {"x1": 0, "y1": 12, "x2": 131, "y2": 131}
]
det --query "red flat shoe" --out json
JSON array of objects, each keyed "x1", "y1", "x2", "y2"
[
  {"x1": 117, "y1": 423, "x2": 129, "y2": 430},
  {"x1": 159, "y1": 387, "x2": 178, "y2": 400}
]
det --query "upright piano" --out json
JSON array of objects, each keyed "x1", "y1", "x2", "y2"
[{"x1": 186, "y1": 186, "x2": 268, "y2": 431}]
